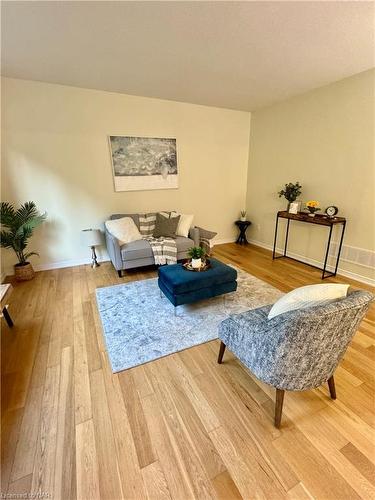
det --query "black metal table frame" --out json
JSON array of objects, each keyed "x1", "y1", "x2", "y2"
[{"x1": 272, "y1": 214, "x2": 346, "y2": 279}]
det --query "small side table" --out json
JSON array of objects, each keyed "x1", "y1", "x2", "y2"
[
  {"x1": 1, "y1": 284, "x2": 14, "y2": 328},
  {"x1": 235, "y1": 220, "x2": 251, "y2": 245}
]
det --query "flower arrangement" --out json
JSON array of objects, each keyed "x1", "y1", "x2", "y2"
[
  {"x1": 305, "y1": 200, "x2": 320, "y2": 216},
  {"x1": 278, "y1": 182, "x2": 302, "y2": 203}
]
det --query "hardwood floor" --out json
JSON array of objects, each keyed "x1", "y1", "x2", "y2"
[{"x1": 1, "y1": 243, "x2": 374, "y2": 499}]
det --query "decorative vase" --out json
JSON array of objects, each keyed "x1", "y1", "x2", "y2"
[
  {"x1": 15, "y1": 262, "x2": 35, "y2": 281},
  {"x1": 240, "y1": 216, "x2": 246, "y2": 222},
  {"x1": 191, "y1": 258, "x2": 202, "y2": 269}
]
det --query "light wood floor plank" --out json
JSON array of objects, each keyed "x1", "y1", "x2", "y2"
[
  {"x1": 76, "y1": 419, "x2": 101, "y2": 500},
  {"x1": 100, "y1": 351, "x2": 147, "y2": 499},
  {"x1": 141, "y1": 461, "x2": 172, "y2": 500},
  {"x1": 31, "y1": 364, "x2": 60, "y2": 495},
  {"x1": 89, "y1": 368, "x2": 123, "y2": 499},
  {"x1": 54, "y1": 345, "x2": 76, "y2": 500}
]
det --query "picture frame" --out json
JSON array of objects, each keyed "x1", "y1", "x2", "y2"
[
  {"x1": 288, "y1": 201, "x2": 300, "y2": 214},
  {"x1": 108, "y1": 136, "x2": 178, "y2": 192}
]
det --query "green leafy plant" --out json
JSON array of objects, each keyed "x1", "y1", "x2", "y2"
[
  {"x1": 278, "y1": 182, "x2": 302, "y2": 203},
  {"x1": 0, "y1": 201, "x2": 47, "y2": 266},
  {"x1": 187, "y1": 246, "x2": 206, "y2": 259}
]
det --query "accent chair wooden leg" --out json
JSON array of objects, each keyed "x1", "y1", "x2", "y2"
[
  {"x1": 274, "y1": 389, "x2": 285, "y2": 428},
  {"x1": 328, "y1": 375, "x2": 336, "y2": 400},
  {"x1": 117, "y1": 270, "x2": 123, "y2": 278},
  {"x1": 217, "y1": 341, "x2": 226, "y2": 364}
]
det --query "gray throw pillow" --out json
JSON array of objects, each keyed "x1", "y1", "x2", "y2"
[
  {"x1": 197, "y1": 226, "x2": 217, "y2": 240},
  {"x1": 153, "y1": 213, "x2": 180, "y2": 238},
  {"x1": 197, "y1": 226, "x2": 217, "y2": 255}
]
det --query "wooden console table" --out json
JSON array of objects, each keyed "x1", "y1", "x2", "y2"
[{"x1": 272, "y1": 211, "x2": 346, "y2": 279}]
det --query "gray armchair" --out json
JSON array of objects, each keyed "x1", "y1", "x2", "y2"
[{"x1": 218, "y1": 289, "x2": 373, "y2": 428}]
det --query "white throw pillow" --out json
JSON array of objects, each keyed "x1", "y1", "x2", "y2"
[
  {"x1": 105, "y1": 217, "x2": 142, "y2": 245},
  {"x1": 171, "y1": 213, "x2": 194, "y2": 238},
  {"x1": 268, "y1": 283, "x2": 350, "y2": 320}
]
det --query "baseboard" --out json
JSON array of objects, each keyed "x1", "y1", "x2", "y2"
[
  {"x1": 3, "y1": 256, "x2": 110, "y2": 277},
  {"x1": 35, "y1": 256, "x2": 110, "y2": 272},
  {"x1": 213, "y1": 237, "x2": 237, "y2": 245},
  {"x1": 248, "y1": 238, "x2": 375, "y2": 286}
]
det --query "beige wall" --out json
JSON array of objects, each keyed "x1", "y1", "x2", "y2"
[
  {"x1": 246, "y1": 69, "x2": 375, "y2": 283},
  {"x1": 1, "y1": 78, "x2": 251, "y2": 275}
]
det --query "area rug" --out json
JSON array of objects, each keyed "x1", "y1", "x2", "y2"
[{"x1": 96, "y1": 268, "x2": 282, "y2": 373}]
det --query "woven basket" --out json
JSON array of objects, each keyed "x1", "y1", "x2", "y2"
[{"x1": 15, "y1": 262, "x2": 35, "y2": 281}]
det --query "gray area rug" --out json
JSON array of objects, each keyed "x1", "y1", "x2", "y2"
[{"x1": 96, "y1": 268, "x2": 282, "y2": 373}]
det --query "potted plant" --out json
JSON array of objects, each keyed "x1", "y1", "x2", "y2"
[
  {"x1": 0, "y1": 201, "x2": 47, "y2": 281},
  {"x1": 305, "y1": 200, "x2": 320, "y2": 217},
  {"x1": 187, "y1": 246, "x2": 206, "y2": 269},
  {"x1": 278, "y1": 182, "x2": 302, "y2": 210},
  {"x1": 240, "y1": 210, "x2": 247, "y2": 222}
]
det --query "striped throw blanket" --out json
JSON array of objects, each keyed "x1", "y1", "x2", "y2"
[
  {"x1": 139, "y1": 213, "x2": 177, "y2": 265},
  {"x1": 145, "y1": 236, "x2": 177, "y2": 265}
]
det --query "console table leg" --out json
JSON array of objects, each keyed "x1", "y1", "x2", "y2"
[
  {"x1": 272, "y1": 215, "x2": 279, "y2": 259},
  {"x1": 322, "y1": 225, "x2": 333, "y2": 279},
  {"x1": 334, "y1": 221, "x2": 346, "y2": 276},
  {"x1": 283, "y1": 219, "x2": 290, "y2": 257}
]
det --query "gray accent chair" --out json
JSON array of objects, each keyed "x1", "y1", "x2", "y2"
[
  {"x1": 217, "y1": 289, "x2": 374, "y2": 428},
  {"x1": 105, "y1": 213, "x2": 200, "y2": 276}
]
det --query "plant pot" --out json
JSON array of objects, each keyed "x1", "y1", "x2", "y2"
[
  {"x1": 191, "y1": 258, "x2": 202, "y2": 269},
  {"x1": 240, "y1": 216, "x2": 246, "y2": 222},
  {"x1": 15, "y1": 262, "x2": 35, "y2": 281},
  {"x1": 307, "y1": 207, "x2": 319, "y2": 217}
]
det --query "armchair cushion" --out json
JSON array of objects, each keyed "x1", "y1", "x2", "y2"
[{"x1": 268, "y1": 283, "x2": 349, "y2": 319}]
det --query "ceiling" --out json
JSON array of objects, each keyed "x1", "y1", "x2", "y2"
[{"x1": 2, "y1": 1, "x2": 374, "y2": 111}]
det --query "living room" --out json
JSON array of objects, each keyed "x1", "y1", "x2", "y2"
[{"x1": 1, "y1": 2, "x2": 374, "y2": 499}]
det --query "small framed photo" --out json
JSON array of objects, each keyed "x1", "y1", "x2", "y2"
[{"x1": 289, "y1": 202, "x2": 300, "y2": 214}]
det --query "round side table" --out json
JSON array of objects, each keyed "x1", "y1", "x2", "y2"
[{"x1": 235, "y1": 220, "x2": 251, "y2": 245}]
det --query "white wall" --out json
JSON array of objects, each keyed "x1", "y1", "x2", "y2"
[
  {"x1": 1, "y1": 78, "x2": 251, "y2": 275},
  {"x1": 246, "y1": 69, "x2": 375, "y2": 284}
]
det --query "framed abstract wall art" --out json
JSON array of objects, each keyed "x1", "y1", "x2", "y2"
[{"x1": 109, "y1": 136, "x2": 178, "y2": 192}]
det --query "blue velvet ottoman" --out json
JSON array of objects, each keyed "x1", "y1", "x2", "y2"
[{"x1": 158, "y1": 258, "x2": 237, "y2": 312}]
